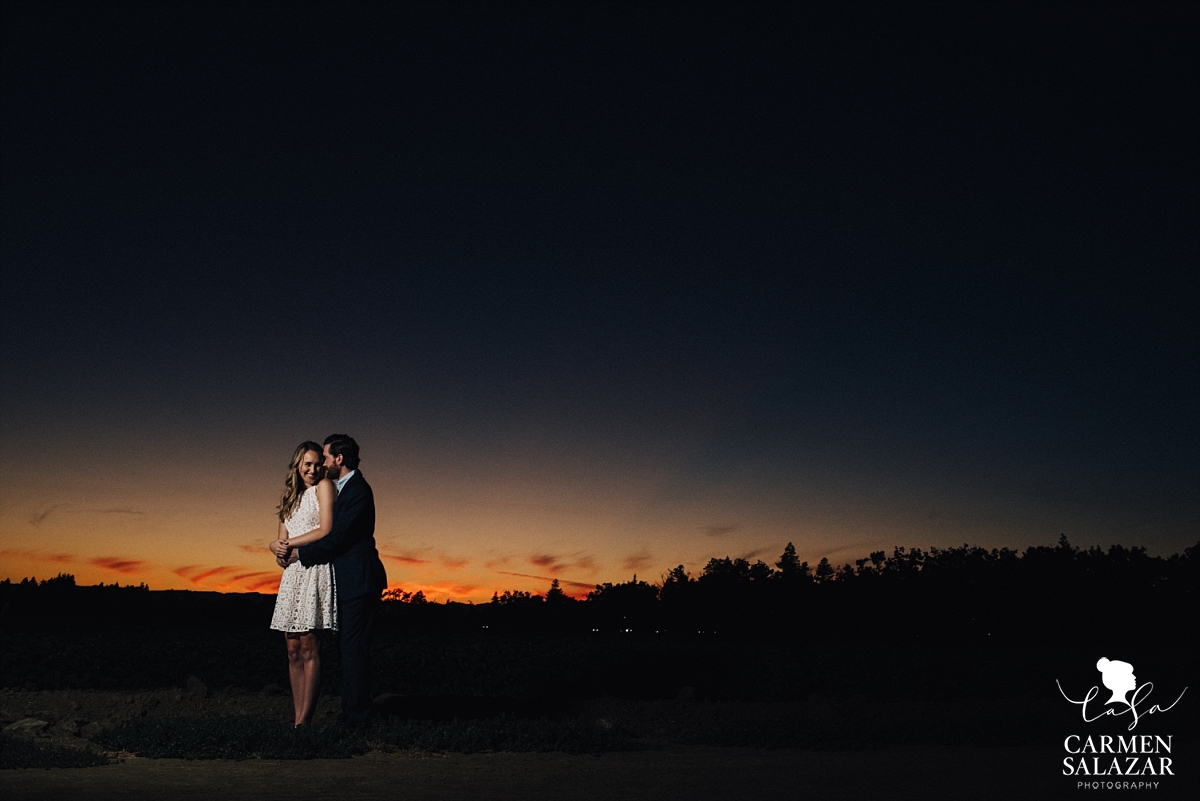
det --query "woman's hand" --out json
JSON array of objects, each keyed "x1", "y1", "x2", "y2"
[{"x1": 269, "y1": 539, "x2": 291, "y2": 558}]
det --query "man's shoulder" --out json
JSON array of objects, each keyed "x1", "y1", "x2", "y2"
[{"x1": 342, "y1": 471, "x2": 373, "y2": 496}]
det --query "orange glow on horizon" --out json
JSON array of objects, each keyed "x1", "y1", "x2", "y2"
[{"x1": 3, "y1": 430, "x2": 1173, "y2": 604}]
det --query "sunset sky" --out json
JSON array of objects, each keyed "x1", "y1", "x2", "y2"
[{"x1": 2, "y1": 2, "x2": 1196, "y2": 602}]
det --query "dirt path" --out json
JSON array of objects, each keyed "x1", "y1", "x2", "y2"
[{"x1": 7, "y1": 742, "x2": 1197, "y2": 800}]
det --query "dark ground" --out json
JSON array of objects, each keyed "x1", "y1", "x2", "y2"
[
  {"x1": 3, "y1": 572, "x2": 1196, "y2": 798},
  {"x1": 2, "y1": 688, "x2": 1197, "y2": 800},
  {"x1": 4, "y1": 739, "x2": 1199, "y2": 800}
]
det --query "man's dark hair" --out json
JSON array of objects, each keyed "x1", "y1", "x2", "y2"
[{"x1": 324, "y1": 434, "x2": 360, "y2": 470}]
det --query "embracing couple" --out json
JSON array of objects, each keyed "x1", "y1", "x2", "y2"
[{"x1": 267, "y1": 434, "x2": 388, "y2": 728}]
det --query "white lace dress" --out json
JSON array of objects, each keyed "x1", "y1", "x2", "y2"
[{"x1": 270, "y1": 485, "x2": 338, "y2": 632}]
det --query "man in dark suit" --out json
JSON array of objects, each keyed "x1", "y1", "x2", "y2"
[{"x1": 279, "y1": 434, "x2": 387, "y2": 727}]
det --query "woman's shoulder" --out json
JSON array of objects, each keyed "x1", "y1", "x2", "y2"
[{"x1": 316, "y1": 478, "x2": 336, "y2": 494}]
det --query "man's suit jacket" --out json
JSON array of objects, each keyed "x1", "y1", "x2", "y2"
[{"x1": 297, "y1": 471, "x2": 387, "y2": 600}]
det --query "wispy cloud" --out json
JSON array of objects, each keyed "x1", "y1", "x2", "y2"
[
  {"x1": 382, "y1": 553, "x2": 432, "y2": 565},
  {"x1": 229, "y1": 571, "x2": 279, "y2": 592},
  {"x1": 821, "y1": 540, "x2": 878, "y2": 558},
  {"x1": 1, "y1": 548, "x2": 75, "y2": 564},
  {"x1": 559, "y1": 578, "x2": 595, "y2": 591},
  {"x1": 426, "y1": 580, "x2": 483, "y2": 598},
  {"x1": 498, "y1": 570, "x2": 552, "y2": 582},
  {"x1": 239, "y1": 574, "x2": 282, "y2": 593},
  {"x1": 173, "y1": 565, "x2": 201, "y2": 578},
  {"x1": 703, "y1": 524, "x2": 737, "y2": 538},
  {"x1": 190, "y1": 566, "x2": 236, "y2": 584},
  {"x1": 529, "y1": 554, "x2": 566, "y2": 572},
  {"x1": 389, "y1": 580, "x2": 485, "y2": 600},
  {"x1": 30, "y1": 506, "x2": 60, "y2": 526},
  {"x1": 526, "y1": 552, "x2": 599, "y2": 574},
  {"x1": 439, "y1": 555, "x2": 468, "y2": 569},
  {"x1": 496, "y1": 570, "x2": 593, "y2": 591},
  {"x1": 91, "y1": 557, "x2": 145, "y2": 575},
  {"x1": 622, "y1": 549, "x2": 654, "y2": 571},
  {"x1": 237, "y1": 544, "x2": 268, "y2": 555},
  {"x1": 233, "y1": 571, "x2": 276, "y2": 582},
  {"x1": 27, "y1": 505, "x2": 144, "y2": 526}
]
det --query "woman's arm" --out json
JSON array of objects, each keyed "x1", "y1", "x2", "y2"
[
  {"x1": 276, "y1": 479, "x2": 335, "y2": 548},
  {"x1": 269, "y1": 519, "x2": 291, "y2": 559},
  {"x1": 298, "y1": 477, "x2": 374, "y2": 566}
]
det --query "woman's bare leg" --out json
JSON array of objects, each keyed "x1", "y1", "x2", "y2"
[
  {"x1": 297, "y1": 631, "x2": 322, "y2": 725},
  {"x1": 285, "y1": 633, "x2": 305, "y2": 725}
]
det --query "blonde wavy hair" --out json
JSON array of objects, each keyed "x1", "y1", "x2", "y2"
[{"x1": 277, "y1": 441, "x2": 323, "y2": 523}]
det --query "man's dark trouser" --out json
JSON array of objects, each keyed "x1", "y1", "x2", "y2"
[{"x1": 338, "y1": 592, "x2": 378, "y2": 727}]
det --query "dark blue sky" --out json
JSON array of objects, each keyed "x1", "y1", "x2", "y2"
[{"x1": 1, "y1": 2, "x2": 1196, "y2": 595}]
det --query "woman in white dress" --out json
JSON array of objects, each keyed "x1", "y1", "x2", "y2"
[{"x1": 269, "y1": 441, "x2": 338, "y2": 726}]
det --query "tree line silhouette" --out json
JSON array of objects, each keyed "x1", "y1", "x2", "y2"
[
  {"x1": 474, "y1": 537, "x2": 1198, "y2": 642},
  {"x1": 3, "y1": 539, "x2": 1197, "y2": 705},
  {"x1": 5, "y1": 537, "x2": 1196, "y2": 644}
]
